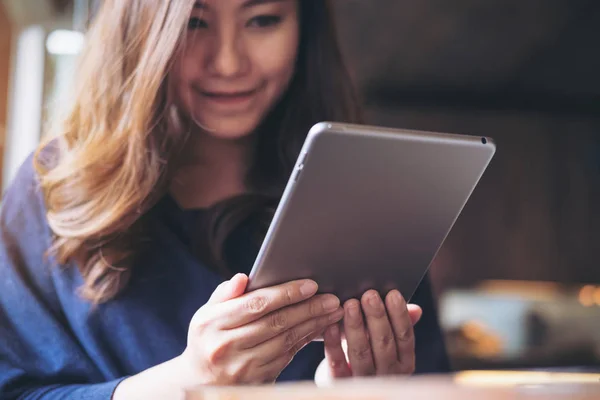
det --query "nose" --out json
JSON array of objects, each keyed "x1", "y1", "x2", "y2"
[{"x1": 207, "y1": 29, "x2": 246, "y2": 78}]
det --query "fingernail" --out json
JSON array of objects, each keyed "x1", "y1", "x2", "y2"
[
  {"x1": 391, "y1": 291, "x2": 404, "y2": 306},
  {"x1": 328, "y1": 324, "x2": 339, "y2": 339},
  {"x1": 323, "y1": 296, "x2": 340, "y2": 311},
  {"x1": 368, "y1": 292, "x2": 382, "y2": 309},
  {"x1": 347, "y1": 303, "x2": 360, "y2": 318},
  {"x1": 300, "y1": 281, "x2": 318, "y2": 297},
  {"x1": 232, "y1": 273, "x2": 245, "y2": 281}
]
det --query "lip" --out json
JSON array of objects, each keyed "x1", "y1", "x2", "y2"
[{"x1": 198, "y1": 89, "x2": 258, "y2": 107}]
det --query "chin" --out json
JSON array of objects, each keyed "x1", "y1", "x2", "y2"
[{"x1": 194, "y1": 115, "x2": 262, "y2": 141}]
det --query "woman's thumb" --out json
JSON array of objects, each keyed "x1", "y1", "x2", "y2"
[
  {"x1": 407, "y1": 304, "x2": 423, "y2": 326},
  {"x1": 207, "y1": 273, "x2": 248, "y2": 304}
]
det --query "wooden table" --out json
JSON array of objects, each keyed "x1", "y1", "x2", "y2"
[{"x1": 185, "y1": 371, "x2": 600, "y2": 400}]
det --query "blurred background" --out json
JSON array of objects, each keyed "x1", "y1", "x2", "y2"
[{"x1": 0, "y1": 0, "x2": 599, "y2": 374}]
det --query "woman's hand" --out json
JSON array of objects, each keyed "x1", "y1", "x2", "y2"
[
  {"x1": 113, "y1": 275, "x2": 343, "y2": 399},
  {"x1": 181, "y1": 273, "x2": 344, "y2": 386},
  {"x1": 316, "y1": 290, "x2": 422, "y2": 383}
]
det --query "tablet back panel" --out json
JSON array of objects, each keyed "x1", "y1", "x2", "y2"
[{"x1": 247, "y1": 122, "x2": 496, "y2": 303}]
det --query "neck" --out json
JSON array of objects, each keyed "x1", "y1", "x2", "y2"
[{"x1": 169, "y1": 131, "x2": 255, "y2": 210}]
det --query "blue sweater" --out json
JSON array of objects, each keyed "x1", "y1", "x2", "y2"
[{"x1": 0, "y1": 155, "x2": 450, "y2": 399}]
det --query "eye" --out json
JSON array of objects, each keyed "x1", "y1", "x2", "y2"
[
  {"x1": 247, "y1": 15, "x2": 282, "y2": 28},
  {"x1": 188, "y1": 17, "x2": 208, "y2": 30}
]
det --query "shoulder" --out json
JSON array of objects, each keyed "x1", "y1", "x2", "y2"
[
  {"x1": 0, "y1": 146, "x2": 56, "y2": 279},
  {"x1": 1, "y1": 139, "x2": 60, "y2": 224},
  {"x1": 1, "y1": 149, "x2": 50, "y2": 232},
  {"x1": 0, "y1": 147, "x2": 66, "y2": 314}
]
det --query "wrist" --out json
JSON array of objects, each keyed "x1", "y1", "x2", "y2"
[
  {"x1": 112, "y1": 353, "x2": 204, "y2": 400},
  {"x1": 176, "y1": 350, "x2": 211, "y2": 389}
]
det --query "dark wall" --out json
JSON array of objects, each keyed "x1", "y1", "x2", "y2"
[
  {"x1": 333, "y1": 0, "x2": 600, "y2": 295},
  {"x1": 371, "y1": 108, "x2": 600, "y2": 294}
]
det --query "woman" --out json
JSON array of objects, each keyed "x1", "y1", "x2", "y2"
[{"x1": 0, "y1": 0, "x2": 450, "y2": 398}]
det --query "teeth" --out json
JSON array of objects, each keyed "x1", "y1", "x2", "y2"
[{"x1": 205, "y1": 91, "x2": 253, "y2": 97}]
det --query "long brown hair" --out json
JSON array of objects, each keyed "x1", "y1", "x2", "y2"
[{"x1": 35, "y1": 0, "x2": 362, "y2": 304}]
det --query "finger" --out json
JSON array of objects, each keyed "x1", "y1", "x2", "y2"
[
  {"x1": 385, "y1": 290, "x2": 416, "y2": 374},
  {"x1": 207, "y1": 273, "x2": 248, "y2": 305},
  {"x1": 254, "y1": 307, "x2": 345, "y2": 365},
  {"x1": 237, "y1": 294, "x2": 341, "y2": 348},
  {"x1": 343, "y1": 299, "x2": 375, "y2": 376},
  {"x1": 323, "y1": 324, "x2": 352, "y2": 378},
  {"x1": 407, "y1": 304, "x2": 423, "y2": 325},
  {"x1": 361, "y1": 290, "x2": 398, "y2": 374},
  {"x1": 255, "y1": 327, "x2": 326, "y2": 383},
  {"x1": 215, "y1": 279, "x2": 319, "y2": 329}
]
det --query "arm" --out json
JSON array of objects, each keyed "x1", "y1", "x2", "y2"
[
  {"x1": 1, "y1": 155, "x2": 343, "y2": 398},
  {"x1": 0, "y1": 154, "x2": 125, "y2": 399},
  {"x1": 1, "y1": 380, "x2": 127, "y2": 400},
  {"x1": 114, "y1": 278, "x2": 341, "y2": 398},
  {"x1": 110, "y1": 355, "x2": 196, "y2": 400}
]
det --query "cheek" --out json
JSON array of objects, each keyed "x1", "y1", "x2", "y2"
[
  {"x1": 169, "y1": 51, "x2": 201, "y2": 106},
  {"x1": 250, "y1": 29, "x2": 299, "y2": 87}
]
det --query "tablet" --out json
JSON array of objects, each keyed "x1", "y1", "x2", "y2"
[{"x1": 247, "y1": 122, "x2": 496, "y2": 303}]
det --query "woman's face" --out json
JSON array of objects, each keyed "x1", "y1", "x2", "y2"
[{"x1": 171, "y1": 0, "x2": 300, "y2": 139}]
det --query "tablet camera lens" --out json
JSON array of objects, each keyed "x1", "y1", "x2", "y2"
[{"x1": 481, "y1": 137, "x2": 487, "y2": 144}]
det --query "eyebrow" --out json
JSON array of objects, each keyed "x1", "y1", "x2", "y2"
[
  {"x1": 241, "y1": 0, "x2": 285, "y2": 8},
  {"x1": 193, "y1": 0, "x2": 285, "y2": 10}
]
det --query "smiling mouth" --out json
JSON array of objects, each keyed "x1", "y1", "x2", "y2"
[
  {"x1": 199, "y1": 89, "x2": 258, "y2": 106},
  {"x1": 202, "y1": 89, "x2": 256, "y2": 97}
]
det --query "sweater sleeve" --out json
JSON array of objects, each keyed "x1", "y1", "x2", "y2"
[{"x1": 0, "y1": 154, "x2": 125, "y2": 399}]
